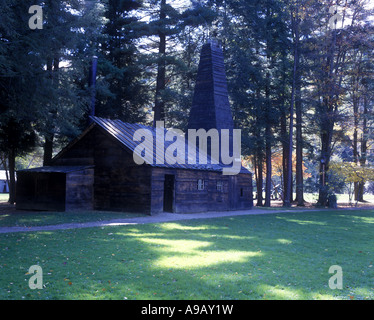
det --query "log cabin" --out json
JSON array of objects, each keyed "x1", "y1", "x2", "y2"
[{"x1": 16, "y1": 41, "x2": 253, "y2": 214}]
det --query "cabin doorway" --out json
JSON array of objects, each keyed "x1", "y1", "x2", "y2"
[{"x1": 163, "y1": 174, "x2": 175, "y2": 212}]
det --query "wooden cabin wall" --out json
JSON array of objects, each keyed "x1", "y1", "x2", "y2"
[
  {"x1": 229, "y1": 174, "x2": 253, "y2": 210},
  {"x1": 52, "y1": 127, "x2": 152, "y2": 213},
  {"x1": 65, "y1": 168, "x2": 94, "y2": 211},
  {"x1": 174, "y1": 170, "x2": 230, "y2": 213},
  {"x1": 150, "y1": 168, "x2": 167, "y2": 214},
  {"x1": 51, "y1": 125, "x2": 252, "y2": 214},
  {"x1": 92, "y1": 129, "x2": 152, "y2": 213},
  {"x1": 52, "y1": 133, "x2": 95, "y2": 167},
  {"x1": 151, "y1": 168, "x2": 253, "y2": 214},
  {"x1": 53, "y1": 126, "x2": 152, "y2": 213}
]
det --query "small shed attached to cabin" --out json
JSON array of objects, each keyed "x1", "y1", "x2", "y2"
[{"x1": 16, "y1": 166, "x2": 94, "y2": 211}]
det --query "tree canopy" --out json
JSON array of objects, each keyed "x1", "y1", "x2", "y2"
[{"x1": 0, "y1": 0, "x2": 373, "y2": 206}]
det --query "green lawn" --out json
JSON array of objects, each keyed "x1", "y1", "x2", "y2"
[
  {"x1": 0, "y1": 194, "x2": 146, "y2": 228},
  {"x1": 0, "y1": 209, "x2": 373, "y2": 300},
  {"x1": 0, "y1": 210, "x2": 146, "y2": 228}
]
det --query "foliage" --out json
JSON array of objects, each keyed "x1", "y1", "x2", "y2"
[
  {"x1": 271, "y1": 152, "x2": 311, "y2": 179},
  {"x1": 133, "y1": 0, "x2": 216, "y2": 127},
  {"x1": 330, "y1": 162, "x2": 374, "y2": 184},
  {"x1": 0, "y1": 0, "x2": 373, "y2": 205},
  {"x1": 95, "y1": 0, "x2": 150, "y2": 123}
]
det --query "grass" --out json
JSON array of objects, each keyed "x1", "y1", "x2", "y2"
[
  {"x1": 0, "y1": 209, "x2": 373, "y2": 300},
  {"x1": 0, "y1": 193, "x2": 146, "y2": 227},
  {"x1": 1, "y1": 191, "x2": 373, "y2": 227},
  {"x1": 0, "y1": 210, "x2": 146, "y2": 228}
]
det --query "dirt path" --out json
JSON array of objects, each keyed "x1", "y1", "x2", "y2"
[{"x1": 0, "y1": 208, "x2": 303, "y2": 234}]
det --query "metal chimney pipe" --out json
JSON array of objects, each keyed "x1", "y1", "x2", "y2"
[{"x1": 88, "y1": 56, "x2": 98, "y2": 123}]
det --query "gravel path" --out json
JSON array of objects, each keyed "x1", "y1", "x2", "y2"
[{"x1": 0, "y1": 208, "x2": 298, "y2": 234}]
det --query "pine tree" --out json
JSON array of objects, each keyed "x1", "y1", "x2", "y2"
[
  {"x1": 96, "y1": 0, "x2": 149, "y2": 123},
  {"x1": 0, "y1": 0, "x2": 99, "y2": 202},
  {"x1": 136, "y1": 0, "x2": 215, "y2": 126},
  {"x1": 31, "y1": 0, "x2": 97, "y2": 164},
  {"x1": 208, "y1": 0, "x2": 290, "y2": 206},
  {"x1": 0, "y1": 0, "x2": 41, "y2": 203}
]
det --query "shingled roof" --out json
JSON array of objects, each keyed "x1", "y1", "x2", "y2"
[
  {"x1": 18, "y1": 166, "x2": 94, "y2": 173},
  {"x1": 90, "y1": 116, "x2": 251, "y2": 174}
]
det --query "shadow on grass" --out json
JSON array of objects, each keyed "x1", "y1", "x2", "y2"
[{"x1": 1, "y1": 210, "x2": 373, "y2": 300}]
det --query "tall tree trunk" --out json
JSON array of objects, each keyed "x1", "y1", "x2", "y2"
[
  {"x1": 352, "y1": 50, "x2": 362, "y2": 201},
  {"x1": 294, "y1": 15, "x2": 304, "y2": 206},
  {"x1": 352, "y1": 89, "x2": 359, "y2": 201},
  {"x1": 318, "y1": 100, "x2": 334, "y2": 206},
  {"x1": 256, "y1": 152, "x2": 264, "y2": 207},
  {"x1": 264, "y1": 69, "x2": 272, "y2": 207},
  {"x1": 284, "y1": 89, "x2": 294, "y2": 207},
  {"x1": 253, "y1": 155, "x2": 258, "y2": 200},
  {"x1": 278, "y1": 45, "x2": 289, "y2": 206},
  {"x1": 317, "y1": 20, "x2": 341, "y2": 207},
  {"x1": 295, "y1": 88, "x2": 304, "y2": 205},
  {"x1": 280, "y1": 92, "x2": 289, "y2": 206},
  {"x1": 43, "y1": 136, "x2": 54, "y2": 166},
  {"x1": 284, "y1": 9, "x2": 298, "y2": 207},
  {"x1": 43, "y1": 57, "x2": 53, "y2": 165},
  {"x1": 264, "y1": 125, "x2": 272, "y2": 207},
  {"x1": 43, "y1": 51, "x2": 59, "y2": 165},
  {"x1": 153, "y1": 0, "x2": 167, "y2": 125},
  {"x1": 358, "y1": 94, "x2": 368, "y2": 202}
]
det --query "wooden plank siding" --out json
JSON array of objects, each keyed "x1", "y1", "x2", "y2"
[
  {"x1": 150, "y1": 168, "x2": 253, "y2": 214},
  {"x1": 92, "y1": 128, "x2": 152, "y2": 213},
  {"x1": 53, "y1": 126, "x2": 153, "y2": 213},
  {"x1": 18, "y1": 124, "x2": 252, "y2": 214},
  {"x1": 65, "y1": 168, "x2": 94, "y2": 211}
]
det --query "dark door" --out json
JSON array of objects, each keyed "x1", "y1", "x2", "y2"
[
  {"x1": 163, "y1": 174, "x2": 175, "y2": 212},
  {"x1": 228, "y1": 175, "x2": 237, "y2": 210}
]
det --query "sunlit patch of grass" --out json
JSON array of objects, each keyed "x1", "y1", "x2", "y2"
[
  {"x1": 0, "y1": 194, "x2": 8, "y2": 202},
  {"x1": 276, "y1": 238, "x2": 293, "y2": 245},
  {"x1": 346, "y1": 215, "x2": 374, "y2": 224},
  {"x1": 137, "y1": 236, "x2": 261, "y2": 269},
  {"x1": 159, "y1": 223, "x2": 222, "y2": 231},
  {"x1": 276, "y1": 217, "x2": 327, "y2": 226},
  {"x1": 155, "y1": 250, "x2": 257, "y2": 269},
  {"x1": 259, "y1": 284, "x2": 303, "y2": 300},
  {"x1": 0, "y1": 214, "x2": 10, "y2": 222}
]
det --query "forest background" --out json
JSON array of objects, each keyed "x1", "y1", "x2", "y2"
[{"x1": 0, "y1": 0, "x2": 373, "y2": 207}]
